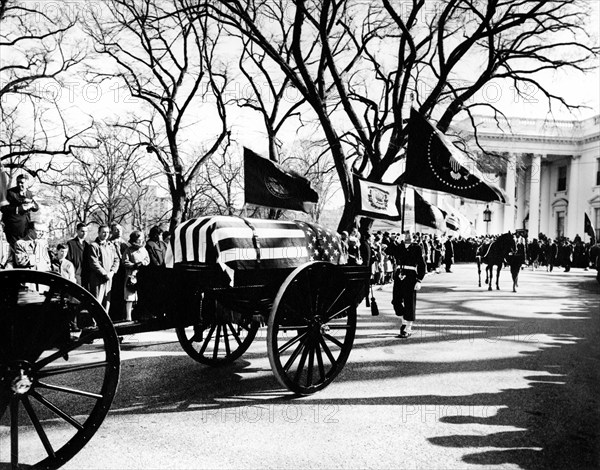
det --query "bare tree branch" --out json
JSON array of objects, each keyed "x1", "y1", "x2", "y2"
[{"x1": 84, "y1": 0, "x2": 231, "y2": 230}]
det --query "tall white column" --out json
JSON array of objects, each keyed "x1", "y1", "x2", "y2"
[
  {"x1": 503, "y1": 153, "x2": 517, "y2": 233},
  {"x1": 540, "y1": 162, "x2": 552, "y2": 237},
  {"x1": 529, "y1": 154, "x2": 542, "y2": 238},
  {"x1": 516, "y1": 168, "x2": 526, "y2": 228},
  {"x1": 566, "y1": 155, "x2": 581, "y2": 238}
]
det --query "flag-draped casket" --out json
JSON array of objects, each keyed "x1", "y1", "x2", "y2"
[{"x1": 165, "y1": 216, "x2": 343, "y2": 284}]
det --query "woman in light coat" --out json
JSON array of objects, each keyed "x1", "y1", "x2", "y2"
[{"x1": 122, "y1": 231, "x2": 150, "y2": 321}]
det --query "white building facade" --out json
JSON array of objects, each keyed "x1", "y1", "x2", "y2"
[{"x1": 449, "y1": 114, "x2": 600, "y2": 241}]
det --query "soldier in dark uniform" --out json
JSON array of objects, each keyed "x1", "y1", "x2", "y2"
[
  {"x1": 546, "y1": 238, "x2": 558, "y2": 272},
  {"x1": 387, "y1": 233, "x2": 427, "y2": 338},
  {"x1": 444, "y1": 235, "x2": 455, "y2": 272}
]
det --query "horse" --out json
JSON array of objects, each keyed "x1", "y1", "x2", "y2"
[
  {"x1": 482, "y1": 232, "x2": 516, "y2": 291},
  {"x1": 476, "y1": 238, "x2": 492, "y2": 287}
]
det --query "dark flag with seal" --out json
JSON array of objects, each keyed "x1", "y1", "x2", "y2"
[
  {"x1": 354, "y1": 174, "x2": 402, "y2": 221},
  {"x1": 400, "y1": 108, "x2": 507, "y2": 203},
  {"x1": 584, "y1": 212, "x2": 596, "y2": 244},
  {"x1": 413, "y1": 190, "x2": 445, "y2": 230},
  {"x1": 244, "y1": 147, "x2": 318, "y2": 213}
]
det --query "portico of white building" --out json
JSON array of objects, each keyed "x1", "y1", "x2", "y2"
[{"x1": 436, "y1": 114, "x2": 600, "y2": 241}]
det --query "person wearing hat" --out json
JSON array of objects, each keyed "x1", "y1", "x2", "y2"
[{"x1": 387, "y1": 232, "x2": 427, "y2": 338}]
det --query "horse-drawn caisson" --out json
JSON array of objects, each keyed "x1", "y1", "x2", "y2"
[{"x1": 1, "y1": 216, "x2": 369, "y2": 468}]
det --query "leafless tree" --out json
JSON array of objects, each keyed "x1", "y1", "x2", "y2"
[
  {"x1": 0, "y1": 0, "x2": 95, "y2": 175},
  {"x1": 227, "y1": 12, "x2": 308, "y2": 161},
  {"x1": 206, "y1": 0, "x2": 599, "y2": 230},
  {"x1": 190, "y1": 147, "x2": 244, "y2": 217},
  {"x1": 85, "y1": 0, "x2": 231, "y2": 231},
  {"x1": 282, "y1": 140, "x2": 339, "y2": 223},
  {"x1": 47, "y1": 125, "x2": 156, "y2": 233},
  {"x1": 128, "y1": 184, "x2": 171, "y2": 233}
]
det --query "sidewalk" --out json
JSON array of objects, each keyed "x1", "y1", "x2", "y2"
[{"x1": 349, "y1": 262, "x2": 600, "y2": 469}]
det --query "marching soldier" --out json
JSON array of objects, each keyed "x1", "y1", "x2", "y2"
[
  {"x1": 444, "y1": 235, "x2": 455, "y2": 272},
  {"x1": 387, "y1": 233, "x2": 427, "y2": 338}
]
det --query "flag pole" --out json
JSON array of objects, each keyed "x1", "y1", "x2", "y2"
[
  {"x1": 401, "y1": 185, "x2": 407, "y2": 234},
  {"x1": 401, "y1": 93, "x2": 413, "y2": 235}
]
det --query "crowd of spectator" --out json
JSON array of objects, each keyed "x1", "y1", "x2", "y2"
[
  {"x1": 336, "y1": 225, "x2": 599, "y2": 285},
  {"x1": 447, "y1": 232, "x2": 597, "y2": 271},
  {"x1": 0, "y1": 174, "x2": 173, "y2": 327},
  {"x1": 1, "y1": 172, "x2": 598, "y2": 330},
  {"x1": 1, "y1": 219, "x2": 169, "y2": 325},
  {"x1": 338, "y1": 229, "x2": 458, "y2": 286}
]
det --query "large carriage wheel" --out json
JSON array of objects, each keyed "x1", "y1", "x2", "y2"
[
  {"x1": 267, "y1": 262, "x2": 357, "y2": 395},
  {"x1": 176, "y1": 298, "x2": 259, "y2": 367},
  {"x1": 0, "y1": 270, "x2": 120, "y2": 469}
]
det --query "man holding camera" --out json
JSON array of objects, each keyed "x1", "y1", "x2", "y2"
[{"x1": 0, "y1": 174, "x2": 39, "y2": 246}]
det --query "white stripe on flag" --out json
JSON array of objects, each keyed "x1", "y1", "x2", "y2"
[
  {"x1": 172, "y1": 218, "x2": 196, "y2": 265},
  {"x1": 252, "y1": 228, "x2": 307, "y2": 239},
  {"x1": 211, "y1": 226, "x2": 254, "y2": 244},
  {"x1": 184, "y1": 218, "x2": 209, "y2": 263},
  {"x1": 211, "y1": 226, "x2": 306, "y2": 247},
  {"x1": 245, "y1": 219, "x2": 298, "y2": 227},
  {"x1": 218, "y1": 246, "x2": 310, "y2": 264},
  {"x1": 193, "y1": 215, "x2": 231, "y2": 262}
]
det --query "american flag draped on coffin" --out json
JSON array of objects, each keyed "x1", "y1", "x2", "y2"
[{"x1": 165, "y1": 216, "x2": 343, "y2": 285}]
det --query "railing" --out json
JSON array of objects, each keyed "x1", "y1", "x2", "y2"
[{"x1": 465, "y1": 114, "x2": 599, "y2": 140}]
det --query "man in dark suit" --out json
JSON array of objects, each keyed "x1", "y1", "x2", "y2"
[
  {"x1": 546, "y1": 238, "x2": 558, "y2": 272},
  {"x1": 109, "y1": 222, "x2": 128, "y2": 320},
  {"x1": 86, "y1": 224, "x2": 120, "y2": 312},
  {"x1": 66, "y1": 222, "x2": 90, "y2": 288},
  {"x1": 0, "y1": 174, "x2": 39, "y2": 246}
]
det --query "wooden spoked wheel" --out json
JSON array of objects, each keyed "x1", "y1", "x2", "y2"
[
  {"x1": 0, "y1": 270, "x2": 120, "y2": 469},
  {"x1": 267, "y1": 262, "x2": 356, "y2": 395},
  {"x1": 176, "y1": 297, "x2": 259, "y2": 367}
]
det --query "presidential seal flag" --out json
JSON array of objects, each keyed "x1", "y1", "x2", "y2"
[
  {"x1": 244, "y1": 147, "x2": 318, "y2": 213},
  {"x1": 354, "y1": 174, "x2": 402, "y2": 221},
  {"x1": 400, "y1": 108, "x2": 507, "y2": 203}
]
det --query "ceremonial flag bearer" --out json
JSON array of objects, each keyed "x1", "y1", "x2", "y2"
[{"x1": 387, "y1": 233, "x2": 427, "y2": 338}]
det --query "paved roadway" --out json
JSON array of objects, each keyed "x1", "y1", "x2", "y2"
[{"x1": 64, "y1": 263, "x2": 599, "y2": 470}]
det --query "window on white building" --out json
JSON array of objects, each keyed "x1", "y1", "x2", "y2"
[
  {"x1": 557, "y1": 166, "x2": 567, "y2": 191},
  {"x1": 596, "y1": 158, "x2": 600, "y2": 186},
  {"x1": 556, "y1": 210, "x2": 565, "y2": 238},
  {"x1": 595, "y1": 207, "x2": 600, "y2": 240}
]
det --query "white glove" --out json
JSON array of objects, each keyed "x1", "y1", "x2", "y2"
[{"x1": 414, "y1": 282, "x2": 422, "y2": 291}]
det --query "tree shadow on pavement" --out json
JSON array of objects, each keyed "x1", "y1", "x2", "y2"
[
  {"x1": 426, "y1": 333, "x2": 600, "y2": 470},
  {"x1": 106, "y1": 273, "x2": 599, "y2": 469}
]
